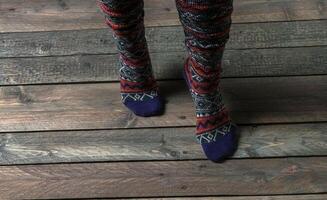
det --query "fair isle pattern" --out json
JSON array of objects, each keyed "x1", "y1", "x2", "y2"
[
  {"x1": 190, "y1": 88, "x2": 225, "y2": 117},
  {"x1": 118, "y1": 58, "x2": 152, "y2": 83},
  {"x1": 196, "y1": 121, "x2": 235, "y2": 143},
  {"x1": 97, "y1": 0, "x2": 159, "y2": 104},
  {"x1": 97, "y1": 0, "x2": 235, "y2": 141},
  {"x1": 176, "y1": 0, "x2": 234, "y2": 144},
  {"x1": 121, "y1": 90, "x2": 158, "y2": 102}
]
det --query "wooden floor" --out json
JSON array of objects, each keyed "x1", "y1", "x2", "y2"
[{"x1": 0, "y1": 0, "x2": 327, "y2": 199}]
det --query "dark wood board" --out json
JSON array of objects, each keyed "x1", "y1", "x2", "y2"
[
  {"x1": 0, "y1": 76, "x2": 326, "y2": 132},
  {"x1": 0, "y1": 123, "x2": 326, "y2": 165},
  {"x1": 0, "y1": 157, "x2": 326, "y2": 199},
  {"x1": 1, "y1": 46, "x2": 326, "y2": 85},
  {"x1": 0, "y1": 0, "x2": 326, "y2": 32},
  {"x1": 1, "y1": 20, "x2": 326, "y2": 58}
]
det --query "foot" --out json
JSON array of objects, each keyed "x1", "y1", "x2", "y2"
[
  {"x1": 97, "y1": 0, "x2": 164, "y2": 117},
  {"x1": 121, "y1": 89, "x2": 164, "y2": 117},
  {"x1": 120, "y1": 68, "x2": 164, "y2": 117},
  {"x1": 197, "y1": 121, "x2": 239, "y2": 162},
  {"x1": 182, "y1": 58, "x2": 239, "y2": 162}
]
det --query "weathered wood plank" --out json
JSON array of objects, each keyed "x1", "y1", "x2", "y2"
[
  {"x1": 0, "y1": 76, "x2": 326, "y2": 132},
  {"x1": 114, "y1": 194, "x2": 327, "y2": 200},
  {"x1": 0, "y1": 0, "x2": 326, "y2": 32},
  {"x1": 1, "y1": 46, "x2": 326, "y2": 85},
  {"x1": 1, "y1": 20, "x2": 326, "y2": 58},
  {"x1": 0, "y1": 123, "x2": 326, "y2": 165},
  {"x1": 0, "y1": 157, "x2": 326, "y2": 199}
]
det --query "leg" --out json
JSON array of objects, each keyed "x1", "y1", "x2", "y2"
[
  {"x1": 97, "y1": 0, "x2": 164, "y2": 117},
  {"x1": 175, "y1": 0, "x2": 239, "y2": 162}
]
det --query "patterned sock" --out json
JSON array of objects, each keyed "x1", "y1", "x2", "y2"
[
  {"x1": 97, "y1": 0, "x2": 164, "y2": 117},
  {"x1": 176, "y1": 0, "x2": 239, "y2": 162}
]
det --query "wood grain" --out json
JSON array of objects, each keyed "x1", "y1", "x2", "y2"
[
  {"x1": 1, "y1": 20, "x2": 326, "y2": 58},
  {"x1": 0, "y1": 123, "x2": 326, "y2": 165},
  {"x1": 0, "y1": 0, "x2": 326, "y2": 32},
  {"x1": 1, "y1": 46, "x2": 326, "y2": 85},
  {"x1": 0, "y1": 157, "x2": 326, "y2": 199},
  {"x1": 0, "y1": 1, "x2": 326, "y2": 200},
  {"x1": 0, "y1": 76, "x2": 326, "y2": 132}
]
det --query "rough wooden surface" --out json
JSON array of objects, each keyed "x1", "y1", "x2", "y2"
[
  {"x1": 0, "y1": 0, "x2": 326, "y2": 32},
  {"x1": 1, "y1": 1, "x2": 326, "y2": 199},
  {"x1": 1, "y1": 46, "x2": 326, "y2": 85},
  {"x1": 114, "y1": 194, "x2": 327, "y2": 200},
  {"x1": 1, "y1": 20, "x2": 326, "y2": 58},
  {"x1": 0, "y1": 157, "x2": 326, "y2": 199},
  {"x1": 0, "y1": 76, "x2": 326, "y2": 132},
  {"x1": 0, "y1": 123, "x2": 326, "y2": 165}
]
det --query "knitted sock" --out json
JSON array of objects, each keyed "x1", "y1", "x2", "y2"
[
  {"x1": 97, "y1": 0, "x2": 164, "y2": 117},
  {"x1": 175, "y1": 0, "x2": 239, "y2": 162}
]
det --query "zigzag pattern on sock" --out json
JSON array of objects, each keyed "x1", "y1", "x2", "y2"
[
  {"x1": 97, "y1": 0, "x2": 159, "y2": 103},
  {"x1": 97, "y1": 0, "x2": 163, "y2": 117},
  {"x1": 197, "y1": 121, "x2": 236, "y2": 144},
  {"x1": 183, "y1": 58, "x2": 233, "y2": 144},
  {"x1": 177, "y1": 0, "x2": 237, "y2": 148},
  {"x1": 121, "y1": 90, "x2": 159, "y2": 102}
]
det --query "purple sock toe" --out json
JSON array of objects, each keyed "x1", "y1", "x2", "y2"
[
  {"x1": 123, "y1": 95, "x2": 164, "y2": 117},
  {"x1": 200, "y1": 123, "x2": 239, "y2": 162}
]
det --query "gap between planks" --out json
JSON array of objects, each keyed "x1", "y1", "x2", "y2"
[
  {"x1": 0, "y1": 75, "x2": 326, "y2": 132},
  {"x1": 101, "y1": 194, "x2": 327, "y2": 200},
  {"x1": 0, "y1": 46, "x2": 326, "y2": 85},
  {"x1": 0, "y1": 157, "x2": 326, "y2": 199},
  {"x1": 0, "y1": 122, "x2": 326, "y2": 165},
  {"x1": 0, "y1": 0, "x2": 326, "y2": 32},
  {"x1": 1, "y1": 20, "x2": 327, "y2": 58}
]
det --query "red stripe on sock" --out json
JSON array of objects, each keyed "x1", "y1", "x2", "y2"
[{"x1": 196, "y1": 108, "x2": 231, "y2": 135}]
